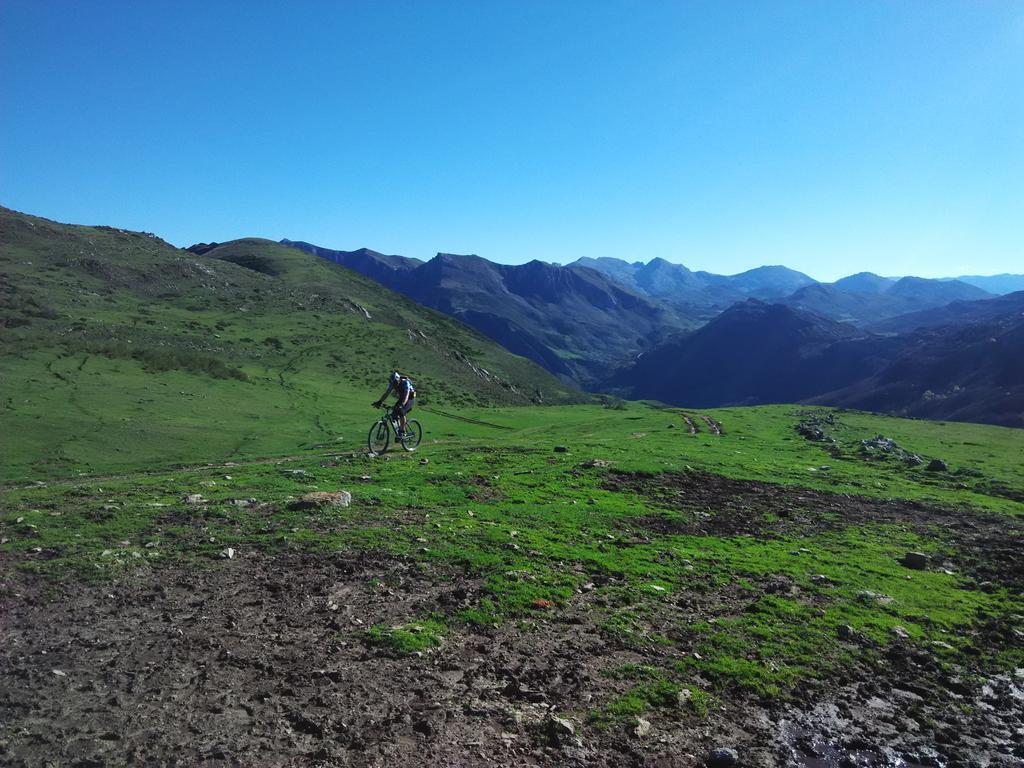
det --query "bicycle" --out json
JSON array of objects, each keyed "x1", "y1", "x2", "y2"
[{"x1": 368, "y1": 404, "x2": 423, "y2": 454}]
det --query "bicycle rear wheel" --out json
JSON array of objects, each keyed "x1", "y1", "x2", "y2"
[
  {"x1": 368, "y1": 419, "x2": 390, "y2": 454},
  {"x1": 400, "y1": 419, "x2": 423, "y2": 452}
]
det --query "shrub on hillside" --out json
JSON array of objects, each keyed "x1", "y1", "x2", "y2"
[{"x1": 69, "y1": 340, "x2": 248, "y2": 381}]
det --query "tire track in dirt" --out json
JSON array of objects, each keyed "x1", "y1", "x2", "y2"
[{"x1": 700, "y1": 414, "x2": 722, "y2": 435}]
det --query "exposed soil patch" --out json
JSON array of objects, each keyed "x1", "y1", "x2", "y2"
[
  {"x1": 466, "y1": 474, "x2": 506, "y2": 503},
  {"x1": 606, "y1": 470, "x2": 1024, "y2": 591},
  {"x1": 1, "y1": 545, "x2": 1022, "y2": 767}
]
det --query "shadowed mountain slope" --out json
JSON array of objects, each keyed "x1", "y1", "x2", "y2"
[
  {"x1": 868, "y1": 291, "x2": 1024, "y2": 334},
  {"x1": 816, "y1": 312, "x2": 1024, "y2": 427},
  {"x1": 605, "y1": 301, "x2": 888, "y2": 406},
  {"x1": 605, "y1": 299, "x2": 1024, "y2": 427},
  {"x1": 282, "y1": 241, "x2": 696, "y2": 386}
]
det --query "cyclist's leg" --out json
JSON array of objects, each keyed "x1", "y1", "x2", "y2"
[{"x1": 399, "y1": 398, "x2": 414, "y2": 433}]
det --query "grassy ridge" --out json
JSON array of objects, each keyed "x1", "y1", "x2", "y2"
[{"x1": 0, "y1": 208, "x2": 581, "y2": 482}]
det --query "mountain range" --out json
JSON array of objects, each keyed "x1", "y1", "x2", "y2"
[
  {"x1": 281, "y1": 240, "x2": 696, "y2": 385},
  {"x1": 279, "y1": 238, "x2": 1023, "y2": 426},
  {"x1": 567, "y1": 257, "x2": 816, "y2": 316},
  {"x1": 2, "y1": 204, "x2": 1020, "y2": 433}
]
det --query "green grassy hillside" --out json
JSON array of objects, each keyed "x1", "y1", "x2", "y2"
[{"x1": 0, "y1": 208, "x2": 580, "y2": 482}]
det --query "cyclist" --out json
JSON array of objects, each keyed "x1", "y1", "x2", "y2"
[{"x1": 373, "y1": 371, "x2": 416, "y2": 438}]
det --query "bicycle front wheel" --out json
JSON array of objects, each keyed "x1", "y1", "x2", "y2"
[
  {"x1": 401, "y1": 419, "x2": 423, "y2": 452},
  {"x1": 368, "y1": 419, "x2": 390, "y2": 454}
]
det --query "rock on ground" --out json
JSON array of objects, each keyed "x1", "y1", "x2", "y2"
[{"x1": 287, "y1": 491, "x2": 352, "y2": 510}]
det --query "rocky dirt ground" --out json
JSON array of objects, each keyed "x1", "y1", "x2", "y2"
[{"x1": 2, "y1": 472, "x2": 1023, "y2": 767}]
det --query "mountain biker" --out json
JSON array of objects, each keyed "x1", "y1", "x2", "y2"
[{"x1": 373, "y1": 371, "x2": 416, "y2": 437}]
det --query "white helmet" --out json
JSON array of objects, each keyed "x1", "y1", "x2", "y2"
[{"x1": 390, "y1": 371, "x2": 401, "y2": 385}]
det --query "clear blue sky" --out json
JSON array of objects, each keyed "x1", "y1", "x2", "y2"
[{"x1": 2, "y1": 1, "x2": 1021, "y2": 280}]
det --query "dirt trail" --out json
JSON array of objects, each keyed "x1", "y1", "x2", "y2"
[
  {"x1": 699, "y1": 415, "x2": 722, "y2": 435},
  {"x1": 0, "y1": 453, "x2": 317, "y2": 493}
]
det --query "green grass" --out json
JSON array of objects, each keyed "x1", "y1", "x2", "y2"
[{"x1": 366, "y1": 619, "x2": 447, "y2": 654}]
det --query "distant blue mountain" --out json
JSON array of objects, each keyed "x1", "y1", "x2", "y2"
[
  {"x1": 948, "y1": 274, "x2": 1024, "y2": 295},
  {"x1": 568, "y1": 256, "x2": 815, "y2": 314}
]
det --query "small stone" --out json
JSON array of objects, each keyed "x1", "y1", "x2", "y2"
[
  {"x1": 837, "y1": 624, "x2": 858, "y2": 641},
  {"x1": 707, "y1": 747, "x2": 739, "y2": 767},
  {"x1": 547, "y1": 714, "x2": 575, "y2": 743},
  {"x1": 553, "y1": 446, "x2": 568, "y2": 453},
  {"x1": 52, "y1": 669, "x2": 67, "y2": 677},
  {"x1": 892, "y1": 625, "x2": 911, "y2": 640},
  {"x1": 221, "y1": 548, "x2": 235, "y2": 559},
  {"x1": 901, "y1": 552, "x2": 929, "y2": 570},
  {"x1": 183, "y1": 494, "x2": 204, "y2": 505},
  {"x1": 420, "y1": 458, "x2": 429, "y2": 465},
  {"x1": 632, "y1": 717, "x2": 652, "y2": 737},
  {"x1": 581, "y1": 459, "x2": 611, "y2": 468},
  {"x1": 926, "y1": 459, "x2": 949, "y2": 472},
  {"x1": 281, "y1": 469, "x2": 306, "y2": 477}
]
